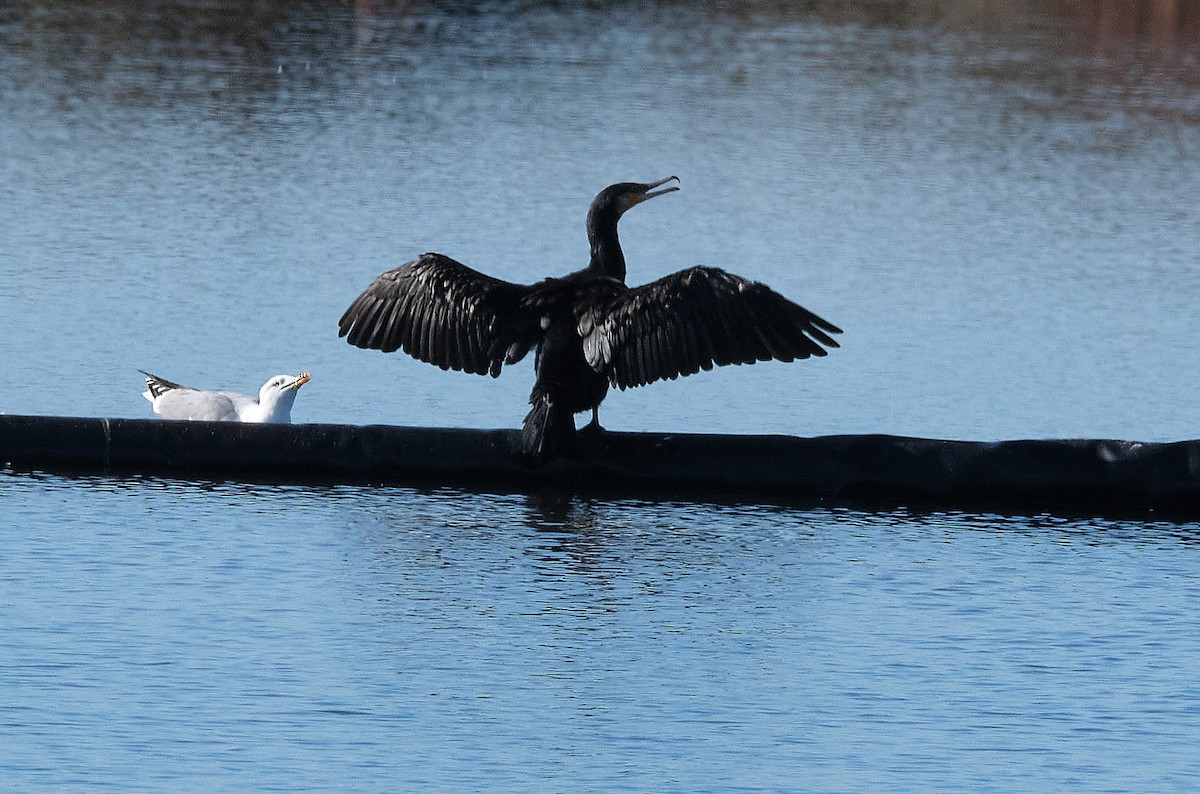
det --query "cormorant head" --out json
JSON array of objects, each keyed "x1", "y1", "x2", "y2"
[
  {"x1": 586, "y1": 176, "x2": 679, "y2": 278},
  {"x1": 588, "y1": 176, "x2": 680, "y2": 227}
]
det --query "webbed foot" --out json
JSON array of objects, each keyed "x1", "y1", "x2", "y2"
[{"x1": 578, "y1": 418, "x2": 605, "y2": 437}]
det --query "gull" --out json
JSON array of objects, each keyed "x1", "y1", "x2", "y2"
[{"x1": 140, "y1": 370, "x2": 311, "y2": 423}]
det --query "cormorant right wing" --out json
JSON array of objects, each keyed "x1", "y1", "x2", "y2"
[
  {"x1": 338, "y1": 252, "x2": 532, "y2": 377},
  {"x1": 579, "y1": 265, "x2": 842, "y2": 390}
]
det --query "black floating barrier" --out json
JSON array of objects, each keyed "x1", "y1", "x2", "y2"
[{"x1": 2, "y1": 414, "x2": 1199, "y2": 519}]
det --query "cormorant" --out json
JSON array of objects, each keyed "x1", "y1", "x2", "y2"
[
  {"x1": 338, "y1": 177, "x2": 841, "y2": 461},
  {"x1": 141, "y1": 370, "x2": 311, "y2": 423}
]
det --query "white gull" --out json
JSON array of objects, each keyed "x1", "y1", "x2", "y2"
[{"x1": 140, "y1": 370, "x2": 311, "y2": 423}]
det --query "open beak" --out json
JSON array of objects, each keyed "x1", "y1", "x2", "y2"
[
  {"x1": 288, "y1": 372, "x2": 311, "y2": 391},
  {"x1": 637, "y1": 175, "x2": 680, "y2": 202}
]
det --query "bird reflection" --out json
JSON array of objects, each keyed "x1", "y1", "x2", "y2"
[{"x1": 523, "y1": 492, "x2": 620, "y2": 584}]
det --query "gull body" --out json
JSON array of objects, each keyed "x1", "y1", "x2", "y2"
[{"x1": 140, "y1": 371, "x2": 311, "y2": 423}]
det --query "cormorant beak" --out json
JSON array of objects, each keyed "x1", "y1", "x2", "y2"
[
  {"x1": 632, "y1": 175, "x2": 680, "y2": 205},
  {"x1": 287, "y1": 372, "x2": 312, "y2": 391}
]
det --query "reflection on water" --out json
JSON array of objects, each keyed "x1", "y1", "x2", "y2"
[
  {"x1": 9, "y1": 1, "x2": 1200, "y2": 112},
  {"x1": 4, "y1": 470, "x2": 1200, "y2": 789}
]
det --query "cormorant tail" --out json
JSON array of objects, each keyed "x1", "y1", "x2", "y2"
[{"x1": 520, "y1": 391, "x2": 574, "y2": 463}]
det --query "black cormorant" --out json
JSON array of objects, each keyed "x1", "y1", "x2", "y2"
[{"x1": 338, "y1": 177, "x2": 842, "y2": 461}]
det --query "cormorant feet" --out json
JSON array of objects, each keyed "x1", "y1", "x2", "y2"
[
  {"x1": 577, "y1": 418, "x2": 606, "y2": 438},
  {"x1": 570, "y1": 418, "x2": 610, "y2": 461}
]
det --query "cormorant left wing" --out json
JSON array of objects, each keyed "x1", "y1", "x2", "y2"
[
  {"x1": 339, "y1": 252, "x2": 531, "y2": 377},
  {"x1": 579, "y1": 266, "x2": 842, "y2": 390}
]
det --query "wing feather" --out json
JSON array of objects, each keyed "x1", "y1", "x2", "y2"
[
  {"x1": 139, "y1": 370, "x2": 189, "y2": 399},
  {"x1": 380, "y1": 292, "x2": 409, "y2": 353},
  {"x1": 338, "y1": 252, "x2": 529, "y2": 377},
  {"x1": 676, "y1": 310, "x2": 701, "y2": 377},
  {"x1": 585, "y1": 266, "x2": 842, "y2": 390},
  {"x1": 391, "y1": 285, "x2": 424, "y2": 353},
  {"x1": 410, "y1": 293, "x2": 429, "y2": 365}
]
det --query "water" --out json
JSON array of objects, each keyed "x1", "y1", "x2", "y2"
[
  {"x1": 4, "y1": 1, "x2": 1200, "y2": 441},
  {"x1": 5, "y1": 474, "x2": 1200, "y2": 791},
  {"x1": 3, "y1": 2, "x2": 1200, "y2": 790}
]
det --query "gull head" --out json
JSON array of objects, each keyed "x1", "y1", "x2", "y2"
[{"x1": 257, "y1": 372, "x2": 311, "y2": 423}]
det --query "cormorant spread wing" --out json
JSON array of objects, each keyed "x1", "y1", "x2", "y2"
[
  {"x1": 338, "y1": 252, "x2": 532, "y2": 377},
  {"x1": 579, "y1": 266, "x2": 842, "y2": 390},
  {"x1": 338, "y1": 177, "x2": 841, "y2": 462}
]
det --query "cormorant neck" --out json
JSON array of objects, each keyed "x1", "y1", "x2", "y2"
[{"x1": 587, "y1": 210, "x2": 626, "y2": 282}]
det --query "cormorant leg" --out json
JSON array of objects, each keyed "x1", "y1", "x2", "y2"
[{"x1": 579, "y1": 407, "x2": 605, "y2": 435}]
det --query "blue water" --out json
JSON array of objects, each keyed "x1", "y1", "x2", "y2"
[
  {"x1": 4, "y1": 474, "x2": 1200, "y2": 791},
  {"x1": 3, "y1": 2, "x2": 1200, "y2": 790}
]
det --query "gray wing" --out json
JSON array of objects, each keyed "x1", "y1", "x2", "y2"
[
  {"x1": 217, "y1": 391, "x2": 262, "y2": 421},
  {"x1": 338, "y1": 252, "x2": 531, "y2": 377},
  {"x1": 153, "y1": 389, "x2": 241, "y2": 421},
  {"x1": 580, "y1": 266, "x2": 842, "y2": 390}
]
